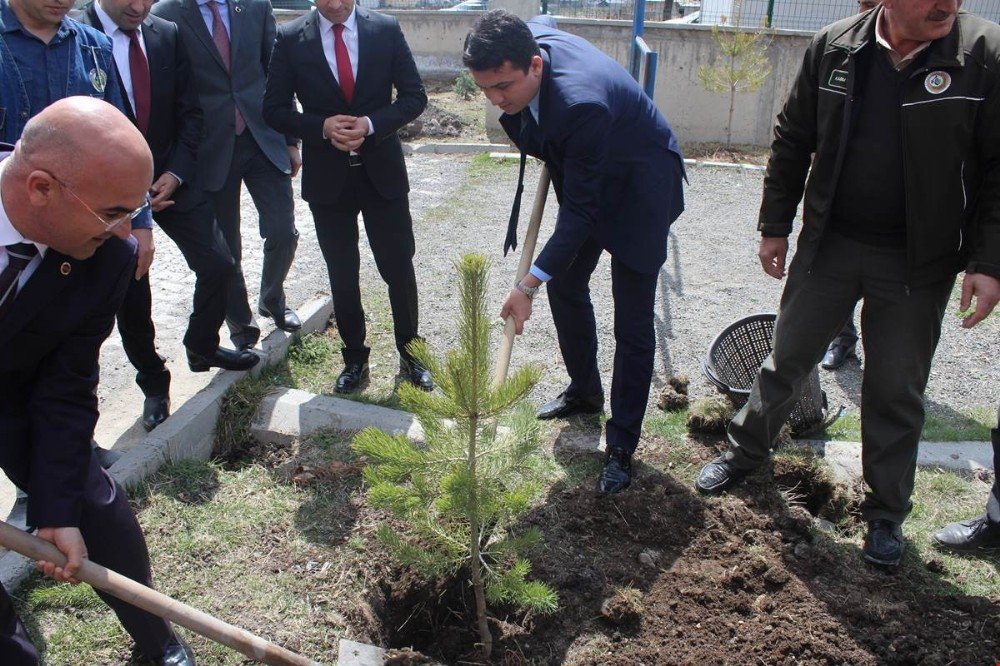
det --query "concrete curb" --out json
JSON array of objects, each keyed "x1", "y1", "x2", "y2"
[
  {"x1": 0, "y1": 296, "x2": 334, "y2": 591},
  {"x1": 251, "y1": 388, "x2": 424, "y2": 446},
  {"x1": 799, "y1": 439, "x2": 995, "y2": 484},
  {"x1": 402, "y1": 142, "x2": 511, "y2": 156},
  {"x1": 401, "y1": 142, "x2": 768, "y2": 173},
  {"x1": 338, "y1": 639, "x2": 386, "y2": 666}
]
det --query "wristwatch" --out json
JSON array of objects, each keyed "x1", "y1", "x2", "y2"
[{"x1": 514, "y1": 279, "x2": 540, "y2": 299}]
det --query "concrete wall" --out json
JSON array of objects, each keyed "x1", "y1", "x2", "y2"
[{"x1": 274, "y1": 9, "x2": 814, "y2": 146}]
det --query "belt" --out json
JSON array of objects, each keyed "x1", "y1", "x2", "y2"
[{"x1": 348, "y1": 153, "x2": 363, "y2": 167}]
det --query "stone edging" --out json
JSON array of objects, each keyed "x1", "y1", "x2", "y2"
[
  {"x1": 403, "y1": 142, "x2": 768, "y2": 173},
  {"x1": 0, "y1": 296, "x2": 335, "y2": 591}
]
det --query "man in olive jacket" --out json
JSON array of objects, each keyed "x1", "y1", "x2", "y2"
[{"x1": 695, "y1": 0, "x2": 1000, "y2": 568}]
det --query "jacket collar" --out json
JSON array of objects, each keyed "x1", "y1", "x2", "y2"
[{"x1": 829, "y1": 7, "x2": 965, "y2": 68}]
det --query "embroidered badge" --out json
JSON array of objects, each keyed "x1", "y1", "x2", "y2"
[
  {"x1": 827, "y1": 69, "x2": 848, "y2": 90},
  {"x1": 89, "y1": 67, "x2": 107, "y2": 93},
  {"x1": 924, "y1": 71, "x2": 951, "y2": 95}
]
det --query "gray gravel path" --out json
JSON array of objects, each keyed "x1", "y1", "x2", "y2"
[{"x1": 410, "y1": 158, "x2": 1000, "y2": 429}]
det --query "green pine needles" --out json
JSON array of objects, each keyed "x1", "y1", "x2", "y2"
[{"x1": 352, "y1": 253, "x2": 558, "y2": 659}]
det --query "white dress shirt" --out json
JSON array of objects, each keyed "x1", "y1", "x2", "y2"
[
  {"x1": 317, "y1": 7, "x2": 359, "y2": 85},
  {"x1": 316, "y1": 7, "x2": 374, "y2": 138},
  {"x1": 94, "y1": 1, "x2": 146, "y2": 118},
  {"x1": 0, "y1": 155, "x2": 48, "y2": 289}
]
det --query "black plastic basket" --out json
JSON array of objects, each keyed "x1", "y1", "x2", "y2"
[{"x1": 701, "y1": 313, "x2": 828, "y2": 436}]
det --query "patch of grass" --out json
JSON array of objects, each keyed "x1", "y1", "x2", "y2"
[
  {"x1": 644, "y1": 409, "x2": 689, "y2": 444},
  {"x1": 213, "y1": 363, "x2": 291, "y2": 458},
  {"x1": 18, "y1": 448, "x2": 365, "y2": 664},
  {"x1": 922, "y1": 407, "x2": 994, "y2": 442},
  {"x1": 900, "y1": 468, "x2": 998, "y2": 596},
  {"x1": 467, "y1": 152, "x2": 516, "y2": 179},
  {"x1": 819, "y1": 407, "x2": 994, "y2": 443}
]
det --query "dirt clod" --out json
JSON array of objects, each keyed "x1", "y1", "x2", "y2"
[{"x1": 686, "y1": 395, "x2": 736, "y2": 433}]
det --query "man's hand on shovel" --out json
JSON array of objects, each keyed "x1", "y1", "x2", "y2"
[
  {"x1": 500, "y1": 274, "x2": 541, "y2": 335},
  {"x1": 35, "y1": 526, "x2": 86, "y2": 584}
]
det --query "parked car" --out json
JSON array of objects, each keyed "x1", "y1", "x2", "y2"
[{"x1": 442, "y1": 0, "x2": 489, "y2": 10}]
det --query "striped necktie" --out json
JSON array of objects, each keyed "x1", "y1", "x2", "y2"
[{"x1": 0, "y1": 242, "x2": 38, "y2": 321}]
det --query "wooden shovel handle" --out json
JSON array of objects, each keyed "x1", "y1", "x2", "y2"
[
  {"x1": 493, "y1": 166, "x2": 551, "y2": 388},
  {"x1": 0, "y1": 521, "x2": 319, "y2": 666}
]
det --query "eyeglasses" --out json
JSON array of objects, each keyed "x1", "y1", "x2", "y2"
[{"x1": 45, "y1": 170, "x2": 146, "y2": 233}]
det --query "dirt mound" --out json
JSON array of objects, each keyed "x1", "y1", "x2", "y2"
[
  {"x1": 351, "y1": 441, "x2": 1000, "y2": 664},
  {"x1": 401, "y1": 103, "x2": 469, "y2": 140}
]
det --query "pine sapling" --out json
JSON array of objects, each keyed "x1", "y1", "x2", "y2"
[{"x1": 353, "y1": 253, "x2": 558, "y2": 659}]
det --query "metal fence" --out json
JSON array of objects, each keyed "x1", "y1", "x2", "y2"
[{"x1": 280, "y1": 0, "x2": 1000, "y2": 29}]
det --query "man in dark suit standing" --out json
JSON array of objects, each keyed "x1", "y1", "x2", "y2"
[
  {"x1": 464, "y1": 10, "x2": 685, "y2": 494},
  {"x1": 263, "y1": 0, "x2": 432, "y2": 392},
  {"x1": 80, "y1": 0, "x2": 259, "y2": 432},
  {"x1": 152, "y1": 0, "x2": 301, "y2": 351},
  {"x1": 0, "y1": 98, "x2": 193, "y2": 665}
]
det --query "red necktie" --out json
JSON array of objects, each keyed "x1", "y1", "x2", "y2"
[
  {"x1": 123, "y1": 29, "x2": 151, "y2": 135},
  {"x1": 207, "y1": 0, "x2": 245, "y2": 135},
  {"x1": 333, "y1": 23, "x2": 354, "y2": 104}
]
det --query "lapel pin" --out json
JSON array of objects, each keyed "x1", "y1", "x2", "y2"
[
  {"x1": 234, "y1": 3, "x2": 243, "y2": 12},
  {"x1": 60, "y1": 262, "x2": 72, "y2": 276}
]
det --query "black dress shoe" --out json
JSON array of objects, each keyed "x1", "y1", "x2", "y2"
[
  {"x1": 186, "y1": 347, "x2": 260, "y2": 373},
  {"x1": 258, "y1": 306, "x2": 302, "y2": 332},
  {"x1": 142, "y1": 395, "x2": 170, "y2": 432},
  {"x1": 821, "y1": 339, "x2": 856, "y2": 370},
  {"x1": 695, "y1": 456, "x2": 753, "y2": 495},
  {"x1": 933, "y1": 514, "x2": 1000, "y2": 551},
  {"x1": 335, "y1": 362, "x2": 369, "y2": 394},
  {"x1": 400, "y1": 359, "x2": 434, "y2": 391},
  {"x1": 151, "y1": 634, "x2": 196, "y2": 666},
  {"x1": 536, "y1": 391, "x2": 604, "y2": 420},
  {"x1": 863, "y1": 519, "x2": 904, "y2": 567},
  {"x1": 597, "y1": 447, "x2": 632, "y2": 494}
]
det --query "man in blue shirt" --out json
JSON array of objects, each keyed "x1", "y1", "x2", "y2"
[{"x1": 0, "y1": 0, "x2": 154, "y2": 285}]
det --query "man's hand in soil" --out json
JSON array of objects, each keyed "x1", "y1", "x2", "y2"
[
  {"x1": 35, "y1": 527, "x2": 87, "y2": 585},
  {"x1": 959, "y1": 272, "x2": 1000, "y2": 328},
  {"x1": 323, "y1": 114, "x2": 367, "y2": 152},
  {"x1": 501, "y1": 288, "x2": 533, "y2": 335},
  {"x1": 758, "y1": 236, "x2": 788, "y2": 279}
]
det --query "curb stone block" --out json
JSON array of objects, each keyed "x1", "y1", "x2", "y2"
[
  {"x1": 338, "y1": 639, "x2": 385, "y2": 666},
  {"x1": 252, "y1": 389, "x2": 425, "y2": 446}
]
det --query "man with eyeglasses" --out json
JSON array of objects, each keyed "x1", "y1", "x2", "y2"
[
  {"x1": 0, "y1": 0, "x2": 166, "y2": 430},
  {"x1": 0, "y1": 97, "x2": 195, "y2": 666}
]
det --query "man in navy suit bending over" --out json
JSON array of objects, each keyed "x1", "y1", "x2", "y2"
[{"x1": 463, "y1": 10, "x2": 685, "y2": 494}]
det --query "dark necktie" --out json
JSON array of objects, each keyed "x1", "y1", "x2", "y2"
[
  {"x1": 208, "y1": 0, "x2": 246, "y2": 135},
  {"x1": 123, "y1": 29, "x2": 151, "y2": 135},
  {"x1": 0, "y1": 242, "x2": 39, "y2": 321},
  {"x1": 504, "y1": 110, "x2": 532, "y2": 256},
  {"x1": 333, "y1": 23, "x2": 355, "y2": 104}
]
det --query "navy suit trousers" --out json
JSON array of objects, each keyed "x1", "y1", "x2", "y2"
[{"x1": 547, "y1": 236, "x2": 659, "y2": 455}]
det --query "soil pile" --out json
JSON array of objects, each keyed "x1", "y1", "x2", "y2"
[
  {"x1": 346, "y1": 440, "x2": 1000, "y2": 664},
  {"x1": 401, "y1": 103, "x2": 468, "y2": 140}
]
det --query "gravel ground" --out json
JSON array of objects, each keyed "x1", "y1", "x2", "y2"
[{"x1": 409, "y1": 158, "x2": 1000, "y2": 430}]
